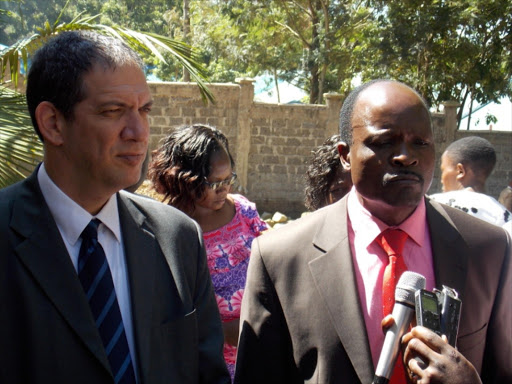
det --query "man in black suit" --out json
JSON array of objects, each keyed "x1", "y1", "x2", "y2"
[
  {"x1": 235, "y1": 80, "x2": 511, "y2": 383},
  {"x1": 0, "y1": 31, "x2": 229, "y2": 384}
]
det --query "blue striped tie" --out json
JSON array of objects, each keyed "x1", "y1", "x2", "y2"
[{"x1": 78, "y1": 219, "x2": 136, "y2": 384}]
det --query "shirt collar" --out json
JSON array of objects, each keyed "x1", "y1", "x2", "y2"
[
  {"x1": 347, "y1": 186, "x2": 427, "y2": 249},
  {"x1": 38, "y1": 163, "x2": 121, "y2": 246}
]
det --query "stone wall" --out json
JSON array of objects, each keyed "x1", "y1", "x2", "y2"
[{"x1": 148, "y1": 80, "x2": 512, "y2": 218}]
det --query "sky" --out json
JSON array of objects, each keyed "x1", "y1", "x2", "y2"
[
  {"x1": 254, "y1": 74, "x2": 511, "y2": 132},
  {"x1": 459, "y1": 96, "x2": 511, "y2": 132}
]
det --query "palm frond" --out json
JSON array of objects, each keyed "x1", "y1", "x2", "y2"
[
  {"x1": 0, "y1": 85, "x2": 43, "y2": 188},
  {"x1": 1, "y1": 13, "x2": 214, "y2": 102}
]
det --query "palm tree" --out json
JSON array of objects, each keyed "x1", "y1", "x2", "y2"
[{"x1": 0, "y1": 8, "x2": 213, "y2": 188}]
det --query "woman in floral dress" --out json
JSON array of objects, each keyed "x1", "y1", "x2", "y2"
[{"x1": 148, "y1": 124, "x2": 268, "y2": 380}]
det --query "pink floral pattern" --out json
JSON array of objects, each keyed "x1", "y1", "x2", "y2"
[{"x1": 203, "y1": 194, "x2": 268, "y2": 381}]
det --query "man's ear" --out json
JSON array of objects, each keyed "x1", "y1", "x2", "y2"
[
  {"x1": 455, "y1": 163, "x2": 466, "y2": 182},
  {"x1": 35, "y1": 101, "x2": 65, "y2": 146},
  {"x1": 337, "y1": 141, "x2": 351, "y2": 170},
  {"x1": 456, "y1": 163, "x2": 476, "y2": 188}
]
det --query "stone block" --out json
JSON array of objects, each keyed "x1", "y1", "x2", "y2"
[
  {"x1": 152, "y1": 116, "x2": 168, "y2": 126},
  {"x1": 271, "y1": 119, "x2": 287, "y2": 129},
  {"x1": 206, "y1": 117, "x2": 219, "y2": 126},
  {"x1": 259, "y1": 127, "x2": 271, "y2": 136},
  {"x1": 252, "y1": 117, "x2": 270, "y2": 126},
  {"x1": 286, "y1": 138, "x2": 302, "y2": 147},
  {"x1": 286, "y1": 156, "x2": 304, "y2": 165},
  {"x1": 169, "y1": 118, "x2": 185, "y2": 126},
  {"x1": 251, "y1": 136, "x2": 265, "y2": 144},
  {"x1": 149, "y1": 126, "x2": 162, "y2": 135},
  {"x1": 257, "y1": 164, "x2": 272, "y2": 173},
  {"x1": 270, "y1": 137, "x2": 286, "y2": 146},
  {"x1": 180, "y1": 107, "x2": 196, "y2": 117},
  {"x1": 264, "y1": 155, "x2": 280, "y2": 164},
  {"x1": 152, "y1": 96, "x2": 170, "y2": 107},
  {"x1": 273, "y1": 165, "x2": 288, "y2": 174}
]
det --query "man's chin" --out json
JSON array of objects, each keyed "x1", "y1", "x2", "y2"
[
  {"x1": 388, "y1": 191, "x2": 424, "y2": 205},
  {"x1": 117, "y1": 170, "x2": 143, "y2": 192}
]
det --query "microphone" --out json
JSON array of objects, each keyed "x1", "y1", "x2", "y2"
[{"x1": 372, "y1": 271, "x2": 426, "y2": 384}]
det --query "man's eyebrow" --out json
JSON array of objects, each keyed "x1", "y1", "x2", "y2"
[
  {"x1": 142, "y1": 100, "x2": 154, "y2": 109},
  {"x1": 96, "y1": 100, "x2": 154, "y2": 109},
  {"x1": 97, "y1": 101, "x2": 127, "y2": 109}
]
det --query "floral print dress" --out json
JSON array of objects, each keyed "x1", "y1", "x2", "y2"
[{"x1": 203, "y1": 194, "x2": 268, "y2": 380}]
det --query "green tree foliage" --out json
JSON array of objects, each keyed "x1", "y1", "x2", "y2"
[
  {"x1": 1, "y1": 0, "x2": 98, "y2": 44},
  {"x1": 361, "y1": 0, "x2": 511, "y2": 124},
  {"x1": 197, "y1": 0, "x2": 362, "y2": 104},
  {"x1": 181, "y1": 0, "x2": 373, "y2": 104},
  {"x1": 0, "y1": 0, "x2": 179, "y2": 44},
  {"x1": 181, "y1": 0, "x2": 511, "y2": 124},
  {"x1": 3, "y1": 0, "x2": 510, "y2": 122},
  {"x1": 100, "y1": 0, "x2": 177, "y2": 34}
]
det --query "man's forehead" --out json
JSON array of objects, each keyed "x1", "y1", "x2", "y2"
[
  {"x1": 87, "y1": 62, "x2": 146, "y2": 79},
  {"x1": 357, "y1": 82, "x2": 418, "y2": 107},
  {"x1": 357, "y1": 84, "x2": 392, "y2": 107},
  {"x1": 352, "y1": 82, "x2": 428, "y2": 123},
  {"x1": 82, "y1": 63, "x2": 150, "y2": 98}
]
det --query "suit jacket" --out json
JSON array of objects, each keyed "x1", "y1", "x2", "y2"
[
  {"x1": 234, "y1": 196, "x2": 512, "y2": 384},
  {"x1": 0, "y1": 169, "x2": 230, "y2": 384}
]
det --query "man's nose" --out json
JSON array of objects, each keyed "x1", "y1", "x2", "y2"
[
  {"x1": 123, "y1": 110, "x2": 149, "y2": 141},
  {"x1": 392, "y1": 143, "x2": 418, "y2": 167}
]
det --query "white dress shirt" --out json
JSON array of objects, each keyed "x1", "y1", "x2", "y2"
[{"x1": 37, "y1": 164, "x2": 138, "y2": 378}]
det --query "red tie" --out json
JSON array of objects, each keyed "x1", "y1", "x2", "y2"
[{"x1": 377, "y1": 228, "x2": 409, "y2": 384}]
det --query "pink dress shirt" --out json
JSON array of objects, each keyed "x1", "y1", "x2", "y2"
[{"x1": 346, "y1": 188, "x2": 436, "y2": 368}]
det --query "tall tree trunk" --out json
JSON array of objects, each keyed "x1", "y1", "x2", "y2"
[
  {"x1": 308, "y1": 1, "x2": 320, "y2": 103},
  {"x1": 457, "y1": 88, "x2": 470, "y2": 130},
  {"x1": 466, "y1": 95, "x2": 474, "y2": 131},
  {"x1": 273, "y1": 68, "x2": 281, "y2": 103},
  {"x1": 317, "y1": 0, "x2": 330, "y2": 104},
  {"x1": 182, "y1": 0, "x2": 191, "y2": 82}
]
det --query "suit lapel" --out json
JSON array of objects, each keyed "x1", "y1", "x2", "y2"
[
  {"x1": 11, "y1": 171, "x2": 111, "y2": 373},
  {"x1": 118, "y1": 193, "x2": 157, "y2": 383},
  {"x1": 308, "y1": 198, "x2": 374, "y2": 384},
  {"x1": 426, "y1": 199, "x2": 468, "y2": 297}
]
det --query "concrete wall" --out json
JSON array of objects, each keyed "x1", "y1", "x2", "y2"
[{"x1": 148, "y1": 80, "x2": 512, "y2": 218}]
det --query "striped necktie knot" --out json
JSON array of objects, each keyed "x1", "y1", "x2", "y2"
[
  {"x1": 82, "y1": 218, "x2": 100, "y2": 240},
  {"x1": 78, "y1": 219, "x2": 101, "y2": 271}
]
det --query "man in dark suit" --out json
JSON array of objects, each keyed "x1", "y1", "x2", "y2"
[
  {"x1": 234, "y1": 80, "x2": 511, "y2": 383},
  {"x1": 0, "y1": 31, "x2": 230, "y2": 384}
]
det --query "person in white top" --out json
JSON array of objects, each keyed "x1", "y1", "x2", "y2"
[{"x1": 430, "y1": 136, "x2": 511, "y2": 227}]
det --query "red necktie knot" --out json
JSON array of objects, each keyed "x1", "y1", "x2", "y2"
[{"x1": 377, "y1": 228, "x2": 408, "y2": 257}]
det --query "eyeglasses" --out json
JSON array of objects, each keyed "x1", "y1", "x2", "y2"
[{"x1": 204, "y1": 172, "x2": 237, "y2": 191}]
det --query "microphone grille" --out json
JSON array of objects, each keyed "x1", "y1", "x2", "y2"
[{"x1": 395, "y1": 271, "x2": 426, "y2": 305}]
